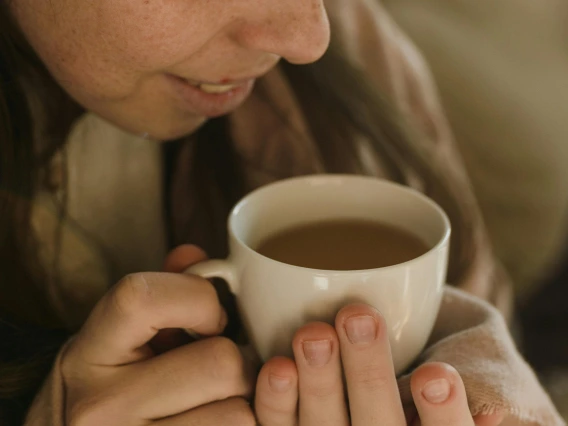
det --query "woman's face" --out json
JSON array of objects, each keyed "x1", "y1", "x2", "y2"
[{"x1": 10, "y1": 0, "x2": 330, "y2": 139}]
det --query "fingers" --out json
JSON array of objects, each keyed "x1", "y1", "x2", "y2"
[
  {"x1": 149, "y1": 328, "x2": 193, "y2": 354},
  {"x1": 474, "y1": 413, "x2": 504, "y2": 426},
  {"x1": 410, "y1": 362, "x2": 475, "y2": 426},
  {"x1": 255, "y1": 357, "x2": 298, "y2": 426},
  {"x1": 121, "y1": 337, "x2": 254, "y2": 420},
  {"x1": 163, "y1": 244, "x2": 208, "y2": 273},
  {"x1": 68, "y1": 272, "x2": 227, "y2": 366},
  {"x1": 150, "y1": 245, "x2": 209, "y2": 353},
  {"x1": 335, "y1": 304, "x2": 406, "y2": 426},
  {"x1": 257, "y1": 305, "x2": 497, "y2": 426},
  {"x1": 294, "y1": 322, "x2": 349, "y2": 426},
  {"x1": 408, "y1": 406, "x2": 502, "y2": 426},
  {"x1": 153, "y1": 397, "x2": 256, "y2": 426}
]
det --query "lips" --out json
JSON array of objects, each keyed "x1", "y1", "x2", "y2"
[
  {"x1": 167, "y1": 74, "x2": 256, "y2": 117},
  {"x1": 188, "y1": 80, "x2": 242, "y2": 94}
]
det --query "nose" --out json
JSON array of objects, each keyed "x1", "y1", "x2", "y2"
[{"x1": 232, "y1": 0, "x2": 331, "y2": 64}]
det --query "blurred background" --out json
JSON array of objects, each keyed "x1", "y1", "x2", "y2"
[{"x1": 383, "y1": 0, "x2": 568, "y2": 417}]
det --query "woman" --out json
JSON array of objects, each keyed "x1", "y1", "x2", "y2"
[{"x1": 0, "y1": 0, "x2": 562, "y2": 425}]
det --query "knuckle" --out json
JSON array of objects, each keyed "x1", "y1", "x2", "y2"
[
  {"x1": 255, "y1": 397, "x2": 289, "y2": 418},
  {"x1": 198, "y1": 278, "x2": 218, "y2": 300},
  {"x1": 111, "y1": 273, "x2": 152, "y2": 318},
  {"x1": 60, "y1": 349, "x2": 77, "y2": 380},
  {"x1": 208, "y1": 337, "x2": 246, "y2": 383},
  {"x1": 351, "y1": 365, "x2": 390, "y2": 392},
  {"x1": 67, "y1": 395, "x2": 117, "y2": 426},
  {"x1": 67, "y1": 404, "x2": 96, "y2": 426},
  {"x1": 194, "y1": 282, "x2": 222, "y2": 319},
  {"x1": 257, "y1": 401, "x2": 293, "y2": 419},
  {"x1": 60, "y1": 343, "x2": 88, "y2": 383},
  {"x1": 302, "y1": 378, "x2": 342, "y2": 399}
]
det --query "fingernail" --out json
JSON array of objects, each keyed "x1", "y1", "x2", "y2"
[
  {"x1": 422, "y1": 378, "x2": 451, "y2": 404},
  {"x1": 345, "y1": 315, "x2": 377, "y2": 344},
  {"x1": 269, "y1": 374, "x2": 292, "y2": 393},
  {"x1": 302, "y1": 340, "x2": 332, "y2": 367}
]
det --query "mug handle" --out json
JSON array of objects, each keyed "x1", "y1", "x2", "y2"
[{"x1": 183, "y1": 260, "x2": 238, "y2": 338}]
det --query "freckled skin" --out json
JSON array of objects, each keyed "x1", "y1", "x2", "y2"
[{"x1": 10, "y1": 0, "x2": 330, "y2": 140}]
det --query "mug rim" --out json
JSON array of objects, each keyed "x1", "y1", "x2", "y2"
[{"x1": 228, "y1": 174, "x2": 451, "y2": 275}]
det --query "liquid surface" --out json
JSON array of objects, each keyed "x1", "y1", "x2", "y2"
[{"x1": 256, "y1": 219, "x2": 429, "y2": 270}]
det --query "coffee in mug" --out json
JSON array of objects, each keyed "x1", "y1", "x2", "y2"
[
  {"x1": 256, "y1": 219, "x2": 429, "y2": 271},
  {"x1": 185, "y1": 175, "x2": 450, "y2": 374}
]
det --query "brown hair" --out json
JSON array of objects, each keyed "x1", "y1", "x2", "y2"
[{"x1": 0, "y1": 3, "x2": 468, "y2": 424}]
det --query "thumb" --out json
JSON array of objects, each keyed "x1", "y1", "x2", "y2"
[{"x1": 163, "y1": 244, "x2": 208, "y2": 273}]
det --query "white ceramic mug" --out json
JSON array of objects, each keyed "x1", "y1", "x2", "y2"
[{"x1": 186, "y1": 174, "x2": 450, "y2": 374}]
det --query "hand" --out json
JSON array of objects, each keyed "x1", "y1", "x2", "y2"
[
  {"x1": 255, "y1": 304, "x2": 504, "y2": 426},
  {"x1": 61, "y1": 245, "x2": 256, "y2": 426}
]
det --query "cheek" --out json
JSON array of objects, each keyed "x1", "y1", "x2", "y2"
[
  {"x1": 87, "y1": 1, "x2": 227, "y2": 70},
  {"x1": 18, "y1": 0, "x2": 227, "y2": 100}
]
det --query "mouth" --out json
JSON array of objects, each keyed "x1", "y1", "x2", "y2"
[
  {"x1": 185, "y1": 79, "x2": 244, "y2": 95},
  {"x1": 166, "y1": 74, "x2": 257, "y2": 117}
]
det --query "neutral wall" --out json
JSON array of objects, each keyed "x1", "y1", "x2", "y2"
[{"x1": 384, "y1": 0, "x2": 568, "y2": 300}]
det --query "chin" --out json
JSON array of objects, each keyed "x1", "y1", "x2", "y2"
[
  {"x1": 100, "y1": 113, "x2": 209, "y2": 142},
  {"x1": 152, "y1": 117, "x2": 209, "y2": 142}
]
